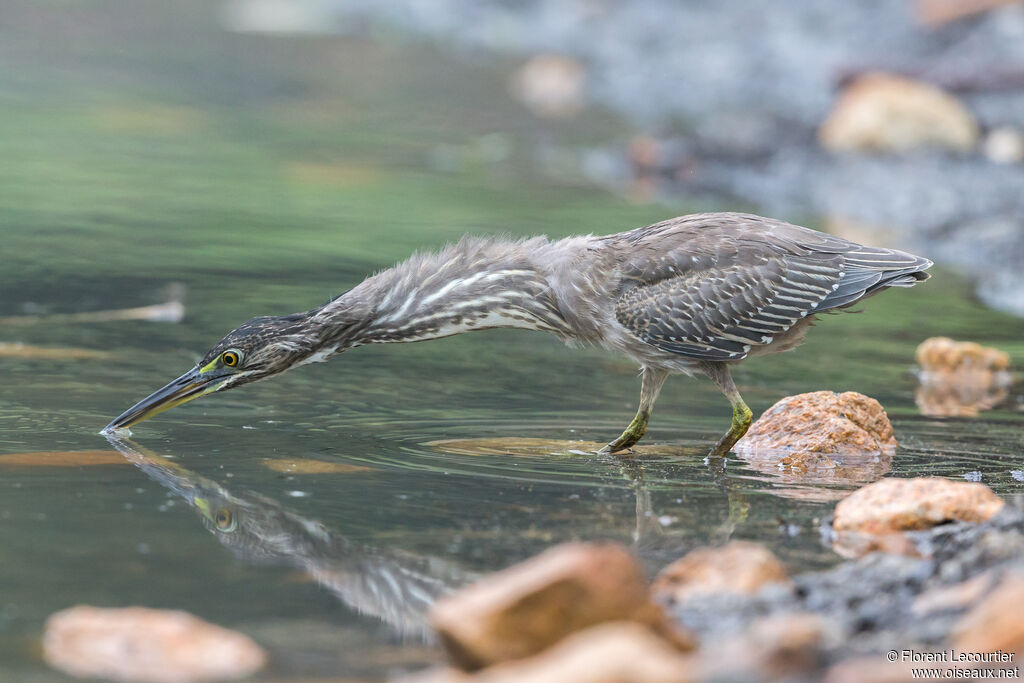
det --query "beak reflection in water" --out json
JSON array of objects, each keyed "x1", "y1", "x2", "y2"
[{"x1": 102, "y1": 367, "x2": 229, "y2": 434}]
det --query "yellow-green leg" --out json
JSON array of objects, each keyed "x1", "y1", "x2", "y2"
[
  {"x1": 599, "y1": 367, "x2": 669, "y2": 455},
  {"x1": 702, "y1": 362, "x2": 754, "y2": 457}
]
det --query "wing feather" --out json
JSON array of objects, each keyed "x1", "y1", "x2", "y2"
[{"x1": 609, "y1": 212, "x2": 931, "y2": 362}]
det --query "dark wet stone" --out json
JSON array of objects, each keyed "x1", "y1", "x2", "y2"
[{"x1": 670, "y1": 501, "x2": 1024, "y2": 677}]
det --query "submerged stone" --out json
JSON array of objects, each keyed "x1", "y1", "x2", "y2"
[
  {"x1": 0, "y1": 450, "x2": 128, "y2": 467},
  {"x1": 427, "y1": 437, "x2": 681, "y2": 458},
  {"x1": 260, "y1": 458, "x2": 373, "y2": 474}
]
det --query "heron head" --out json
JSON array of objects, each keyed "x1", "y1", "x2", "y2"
[{"x1": 103, "y1": 312, "x2": 327, "y2": 433}]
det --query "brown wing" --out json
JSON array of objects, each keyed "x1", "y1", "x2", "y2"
[{"x1": 610, "y1": 213, "x2": 931, "y2": 361}]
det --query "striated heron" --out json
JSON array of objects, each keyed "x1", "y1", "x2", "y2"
[{"x1": 105, "y1": 212, "x2": 931, "y2": 455}]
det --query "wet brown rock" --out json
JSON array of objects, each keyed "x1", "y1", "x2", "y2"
[
  {"x1": 429, "y1": 543, "x2": 677, "y2": 670},
  {"x1": 735, "y1": 391, "x2": 897, "y2": 459},
  {"x1": 43, "y1": 605, "x2": 267, "y2": 683},
  {"x1": 819, "y1": 73, "x2": 978, "y2": 153},
  {"x1": 404, "y1": 623, "x2": 695, "y2": 683},
  {"x1": 652, "y1": 541, "x2": 791, "y2": 605},
  {"x1": 954, "y1": 572, "x2": 1024, "y2": 654},
  {"x1": 833, "y1": 477, "x2": 1004, "y2": 535}
]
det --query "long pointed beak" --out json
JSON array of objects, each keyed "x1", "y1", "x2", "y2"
[{"x1": 103, "y1": 367, "x2": 225, "y2": 433}]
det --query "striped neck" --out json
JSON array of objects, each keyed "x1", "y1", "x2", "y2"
[{"x1": 312, "y1": 237, "x2": 571, "y2": 346}]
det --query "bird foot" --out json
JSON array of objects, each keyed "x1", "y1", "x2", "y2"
[
  {"x1": 707, "y1": 440, "x2": 734, "y2": 458},
  {"x1": 598, "y1": 442, "x2": 635, "y2": 456},
  {"x1": 600, "y1": 411, "x2": 648, "y2": 455}
]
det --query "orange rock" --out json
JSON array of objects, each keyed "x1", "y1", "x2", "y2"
[
  {"x1": 652, "y1": 541, "x2": 791, "y2": 605},
  {"x1": 916, "y1": 337, "x2": 1010, "y2": 373},
  {"x1": 43, "y1": 606, "x2": 267, "y2": 683},
  {"x1": 429, "y1": 543, "x2": 681, "y2": 670},
  {"x1": 819, "y1": 73, "x2": 978, "y2": 153},
  {"x1": 735, "y1": 391, "x2": 897, "y2": 458},
  {"x1": 954, "y1": 572, "x2": 1024, "y2": 654},
  {"x1": 403, "y1": 623, "x2": 695, "y2": 683},
  {"x1": 833, "y1": 477, "x2": 1004, "y2": 534}
]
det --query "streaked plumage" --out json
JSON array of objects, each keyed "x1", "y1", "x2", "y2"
[{"x1": 106, "y1": 212, "x2": 931, "y2": 455}]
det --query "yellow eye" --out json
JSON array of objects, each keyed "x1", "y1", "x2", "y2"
[
  {"x1": 214, "y1": 508, "x2": 235, "y2": 531},
  {"x1": 221, "y1": 350, "x2": 240, "y2": 367}
]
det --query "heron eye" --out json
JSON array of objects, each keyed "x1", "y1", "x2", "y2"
[
  {"x1": 214, "y1": 508, "x2": 235, "y2": 531},
  {"x1": 221, "y1": 350, "x2": 240, "y2": 367}
]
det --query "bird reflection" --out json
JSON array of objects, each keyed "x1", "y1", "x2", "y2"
[
  {"x1": 105, "y1": 438, "x2": 757, "y2": 641},
  {"x1": 106, "y1": 438, "x2": 473, "y2": 641}
]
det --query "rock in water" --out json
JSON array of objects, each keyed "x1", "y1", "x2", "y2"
[
  {"x1": 833, "y1": 477, "x2": 1004, "y2": 535},
  {"x1": 402, "y1": 623, "x2": 696, "y2": 683},
  {"x1": 652, "y1": 541, "x2": 791, "y2": 606},
  {"x1": 916, "y1": 337, "x2": 1011, "y2": 373},
  {"x1": 43, "y1": 606, "x2": 267, "y2": 683},
  {"x1": 915, "y1": 337, "x2": 1013, "y2": 417},
  {"x1": 735, "y1": 391, "x2": 897, "y2": 459},
  {"x1": 819, "y1": 73, "x2": 978, "y2": 153},
  {"x1": 429, "y1": 542, "x2": 688, "y2": 671}
]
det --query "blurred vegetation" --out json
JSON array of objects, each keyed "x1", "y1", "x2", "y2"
[{"x1": 0, "y1": 0, "x2": 655, "y2": 286}]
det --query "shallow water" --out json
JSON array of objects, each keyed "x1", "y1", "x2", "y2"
[{"x1": 2, "y1": 2, "x2": 1024, "y2": 680}]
